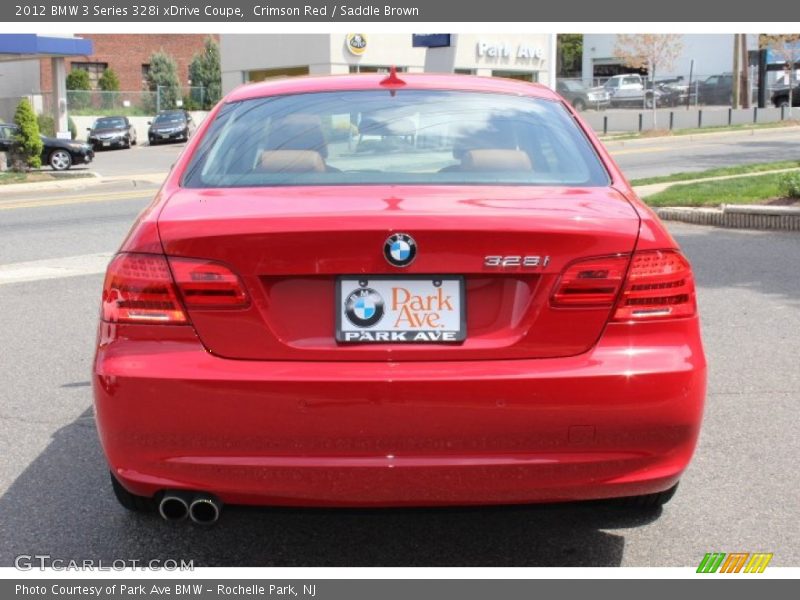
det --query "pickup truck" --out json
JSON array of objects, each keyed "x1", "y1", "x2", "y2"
[{"x1": 602, "y1": 74, "x2": 687, "y2": 108}]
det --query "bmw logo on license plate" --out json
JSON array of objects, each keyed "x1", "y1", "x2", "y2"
[
  {"x1": 384, "y1": 233, "x2": 417, "y2": 267},
  {"x1": 344, "y1": 287, "x2": 385, "y2": 328}
]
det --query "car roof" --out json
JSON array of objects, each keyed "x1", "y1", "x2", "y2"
[{"x1": 226, "y1": 73, "x2": 560, "y2": 103}]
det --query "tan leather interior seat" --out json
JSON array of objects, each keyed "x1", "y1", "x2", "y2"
[
  {"x1": 460, "y1": 149, "x2": 533, "y2": 172},
  {"x1": 266, "y1": 114, "x2": 328, "y2": 157},
  {"x1": 258, "y1": 150, "x2": 326, "y2": 173}
]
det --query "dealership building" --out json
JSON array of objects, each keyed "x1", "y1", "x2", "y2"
[
  {"x1": 581, "y1": 34, "x2": 761, "y2": 84},
  {"x1": 221, "y1": 34, "x2": 557, "y2": 93}
]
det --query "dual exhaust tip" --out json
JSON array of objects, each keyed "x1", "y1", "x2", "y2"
[{"x1": 158, "y1": 492, "x2": 222, "y2": 525}]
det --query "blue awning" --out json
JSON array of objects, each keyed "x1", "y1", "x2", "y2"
[{"x1": 0, "y1": 34, "x2": 92, "y2": 59}]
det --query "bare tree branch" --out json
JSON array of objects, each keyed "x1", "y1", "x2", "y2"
[{"x1": 613, "y1": 34, "x2": 684, "y2": 128}]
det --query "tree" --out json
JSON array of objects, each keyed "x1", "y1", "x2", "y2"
[
  {"x1": 557, "y1": 34, "x2": 583, "y2": 78},
  {"x1": 98, "y1": 68, "x2": 120, "y2": 91},
  {"x1": 66, "y1": 68, "x2": 92, "y2": 111},
  {"x1": 98, "y1": 68, "x2": 121, "y2": 109},
  {"x1": 613, "y1": 34, "x2": 683, "y2": 129},
  {"x1": 760, "y1": 34, "x2": 800, "y2": 117},
  {"x1": 66, "y1": 68, "x2": 91, "y2": 90},
  {"x1": 188, "y1": 36, "x2": 222, "y2": 109},
  {"x1": 12, "y1": 98, "x2": 43, "y2": 170},
  {"x1": 145, "y1": 50, "x2": 181, "y2": 111}
]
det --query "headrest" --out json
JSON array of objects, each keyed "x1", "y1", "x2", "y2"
[
  {"x1": 266, "y1": 114, "x2": 328, "y2": 158},
  {"x1": 258, "y1": 150, "x2": 326, "y2": 173},
  {"x1": 460, "y1": 149, "x2": 533, "y2": 172}
]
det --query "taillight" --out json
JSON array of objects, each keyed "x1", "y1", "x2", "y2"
[
  {"x1": 613, "y1": 250, "x2": 696, "y2": 320},
  {"x1": 551, "y1": 255, "x2": 628, "y2": 307},
  {"x1": 168, "y1": 257, "x2": 249, "y2": 309},
  {"x1": 101, "y1": 253, "x2": 187, "y2": 324}
]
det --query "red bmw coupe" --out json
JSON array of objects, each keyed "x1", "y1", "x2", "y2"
[{"x1": 93, "y1": 72, "x2": 706, "y2": 524}]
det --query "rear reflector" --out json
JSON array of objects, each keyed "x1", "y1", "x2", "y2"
[
  {"x1": 168, "y1": 257, "x2": 249, "y2": 309},
  {"x1": 551, "y1": 255, "x2": 629, "y2": 307},
  {"x1": 613, "y1": 250, "x2": 696, "y2": 320},
  {"x1": 102, "y1": 253, "x2": 187, "y2": 324}
]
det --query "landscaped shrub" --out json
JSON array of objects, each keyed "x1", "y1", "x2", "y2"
[
  {"x1": 778, "y1": 172, "x2": 800, "y2": 199},
  {"x1": 12, "y1": 99, "x2": 43, "y2": 170}
]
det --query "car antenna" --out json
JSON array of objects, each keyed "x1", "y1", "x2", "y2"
[{"x1": 379, "y1": 65, "x2": 406, "y2": 96}]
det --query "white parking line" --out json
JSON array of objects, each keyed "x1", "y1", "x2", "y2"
[{"x1": 0, "y1": 253, "x2": 113, "y2": 285}]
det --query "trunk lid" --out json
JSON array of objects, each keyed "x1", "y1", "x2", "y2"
[{"x1": 157, "y1": 185, "x2": 640, "y2": 361}]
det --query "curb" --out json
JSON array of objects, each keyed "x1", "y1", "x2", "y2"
[
  {"x1": 601, "y1": 124, "x2": 800, "y2": 147},
  {"x1": 0, "y1": 171, "x2": 167, "y2": 193},
  {"x1": 655, "y1": 205, "x2": 800, "y2": 231},
  {"x1": 0, "y1": 171, "x2": 101, "y2": 193}
]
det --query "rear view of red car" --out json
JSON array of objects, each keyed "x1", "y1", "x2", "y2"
[{"x1": 93, "y1": 73, "x2": 706, "y2": 524}]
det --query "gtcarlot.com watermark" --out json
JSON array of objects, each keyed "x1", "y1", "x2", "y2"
[{"x1": 14, "y1": 554, "x2": 194, "y2": 571}]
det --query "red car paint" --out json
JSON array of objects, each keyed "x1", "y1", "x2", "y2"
[{"x1": 93, "y1": 74, "x2": 706, "y2": 508}]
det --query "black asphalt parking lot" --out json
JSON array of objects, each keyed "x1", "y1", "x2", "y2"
[{"x1": 1, "y1": 131, "x2": 799, "y2": 567}]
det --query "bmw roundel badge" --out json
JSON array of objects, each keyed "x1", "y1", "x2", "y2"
[
  {"x1": 384, "y1": 233, "x2": 417, "y2": 267},
  {"x1": 344, "y1": 287, "x2": 385, "y2": 328}
]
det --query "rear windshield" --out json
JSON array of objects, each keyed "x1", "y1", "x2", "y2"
[{"x1": 182, "y1": 90, "x2": 609, "y2": 188}]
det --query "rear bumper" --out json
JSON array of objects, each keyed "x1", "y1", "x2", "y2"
[{"x1": 93, "y1": 319, "x2": 706, "y2": 507}]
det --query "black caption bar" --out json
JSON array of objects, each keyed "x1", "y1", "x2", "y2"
[
  {"x1": 1, "y1": 0, "x2": 789, "y2": 22},
  {"x1": 4, "y1": 579, "x2": 787, "y2": 599}
]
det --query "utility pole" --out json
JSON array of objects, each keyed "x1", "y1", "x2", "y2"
[
  {"x1": 741, "y1": 34, "x2": 750, "y2": 109},
  {"x1": 757, "y1": 46, "x2": 768, "y2": 108},
  {"x1": 732, "y1": 34, "x2": 741, "y2": 108}
]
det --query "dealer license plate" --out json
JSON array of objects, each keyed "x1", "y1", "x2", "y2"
[{"x1": 336, "y1": 276, "x2": 465, "y2": 343}]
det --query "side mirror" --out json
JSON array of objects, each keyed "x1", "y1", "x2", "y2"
[
  {"x1": 147, "y1": 121, "x2": 152, "y2": 125},
  {"x1": 86, "y1": 128, "x2": 91, "y2": 131}
]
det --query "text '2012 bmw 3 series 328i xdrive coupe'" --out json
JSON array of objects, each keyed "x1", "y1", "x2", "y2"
[{"x1": 93, "y1": 72, "x2": 706, "y2": 525}]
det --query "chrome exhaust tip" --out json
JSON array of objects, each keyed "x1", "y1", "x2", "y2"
[
  {"x1": 158, "y1": 494, "x2": 189, "y2": 522},
  {"x1": 188, "y1": 496, "x2": 221, "y2": 525}
]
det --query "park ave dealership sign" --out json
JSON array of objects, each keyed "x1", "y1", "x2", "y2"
[{"x1": 476, "y1": 40, "x2": 544, "y2": 61}]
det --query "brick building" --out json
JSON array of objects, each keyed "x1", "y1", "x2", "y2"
[{"x1": 39, "y1": 34, "x2": 218, "y2": 92}]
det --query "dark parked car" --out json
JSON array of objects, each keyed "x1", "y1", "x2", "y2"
[
  {"x1": 556, "y1": 80, "x2": 610, "y2": 111},
  {"x1": 771, "y1": 84, "x2": 800, "y2": 107},
  {"x1": 87, "y1": 116, "x2": 137, "y2": 150},
  {"x1": 697, "y1": 74, "x2": 734, "y2": 105},
  {"x1": 650, "y1": 77, "x2": 696, "y2": 107},
  {"x1": 148, "y1": 110, "x2": 194, "y2": 145},
  {"x1": 0, "y1": 123, "x2": 94, "y2": 171}
]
